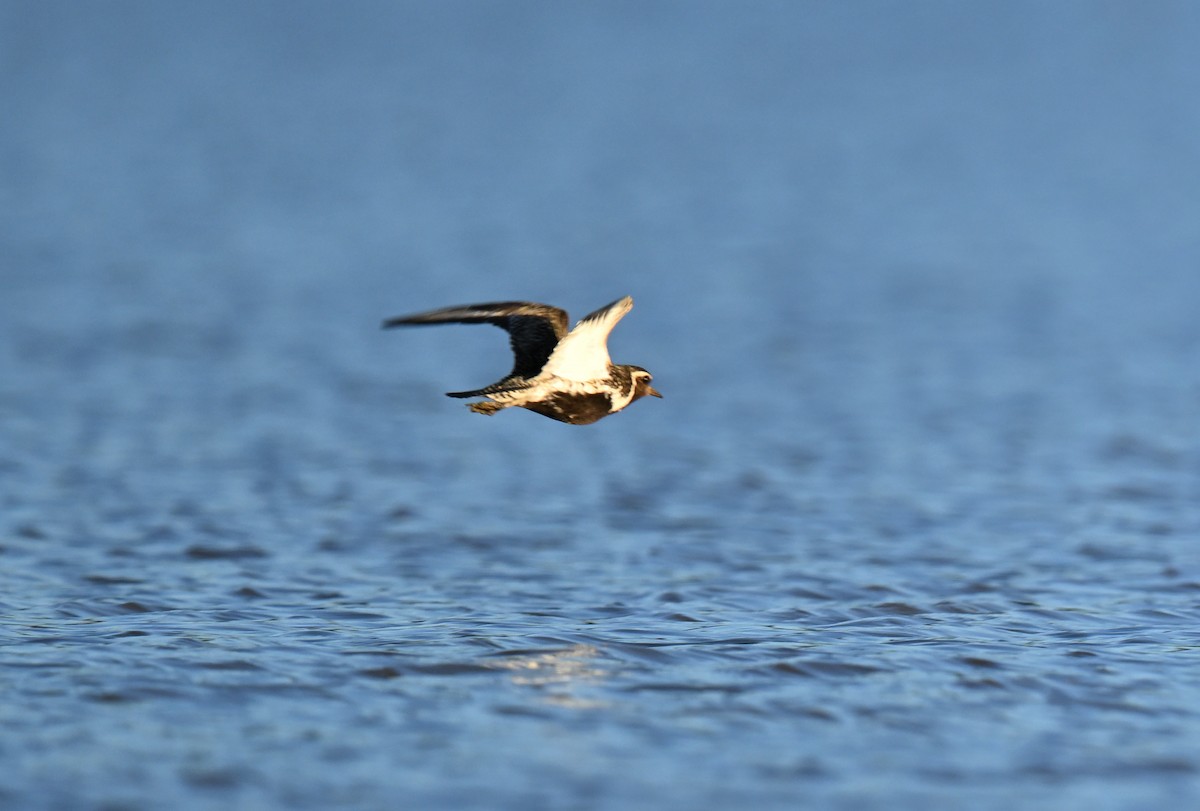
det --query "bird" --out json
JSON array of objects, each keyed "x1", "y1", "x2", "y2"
[{"x1": 382, "y1": 296, "x2": 661, "y2": 425}]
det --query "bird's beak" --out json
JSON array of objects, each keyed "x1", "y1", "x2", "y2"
[{"x1": 647, "y1": 386, "x2": 663, "y2": 398}]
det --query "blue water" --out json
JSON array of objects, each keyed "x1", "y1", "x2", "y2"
[{"x1": 3, "y1": 2, "x2": 1200, "y2": 809}]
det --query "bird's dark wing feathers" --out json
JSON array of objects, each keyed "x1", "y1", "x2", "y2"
[{"x1": 382, "y1": 302, "x2": 569, "y2": 394}]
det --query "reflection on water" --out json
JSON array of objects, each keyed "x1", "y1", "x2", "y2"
[{"x1": 488, "y1": 645, "x2": 611, "y2": 708}]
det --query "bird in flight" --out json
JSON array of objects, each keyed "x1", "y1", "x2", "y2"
[{"x1": 382, "y1": 296, "x2": 661, "y2": 425}]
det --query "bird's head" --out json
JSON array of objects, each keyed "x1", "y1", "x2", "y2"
[{"x1": 627, "y1": 366, "x2": 662, "y2": 401}]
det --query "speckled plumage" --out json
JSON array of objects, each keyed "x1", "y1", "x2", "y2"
[{"x1": 382, "y1": 296, "x2": 661, "y2": 425}]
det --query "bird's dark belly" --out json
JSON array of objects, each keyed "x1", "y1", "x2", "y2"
[{"x1": 522, "y1": 392, "x2": 614, "y2": 425}]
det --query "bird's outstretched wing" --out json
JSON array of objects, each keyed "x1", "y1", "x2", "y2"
[
  {"x1": 382, "y1": 301, "x2": 569, "y2": 395},
  {"x1": 540, "y1": 296, "x2": 633, "y2": 382}
]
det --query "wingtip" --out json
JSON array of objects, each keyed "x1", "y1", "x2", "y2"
[{"x1": 381, "y1": 315, "x2": 421, "y2": 329}]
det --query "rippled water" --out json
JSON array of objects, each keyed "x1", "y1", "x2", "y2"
[{"x1": 4, "y1": 3, "x2": 1200, "y2": 810}]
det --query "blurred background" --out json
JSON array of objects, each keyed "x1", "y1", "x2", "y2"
[
  {"x1": 5, "y1": 0, "x2": 1199, "y2": 456},
  {"x1": 3, "y1": 2, "x2": 1200, "y2": 810}
]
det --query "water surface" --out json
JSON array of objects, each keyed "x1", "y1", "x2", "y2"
[{"x1": 3, "y1": 3, "x2": 1200, "y2": 809}]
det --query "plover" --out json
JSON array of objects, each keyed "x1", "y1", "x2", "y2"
[{"x1": 382, "y1": 296, "x2": 661, "y2": 425}]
